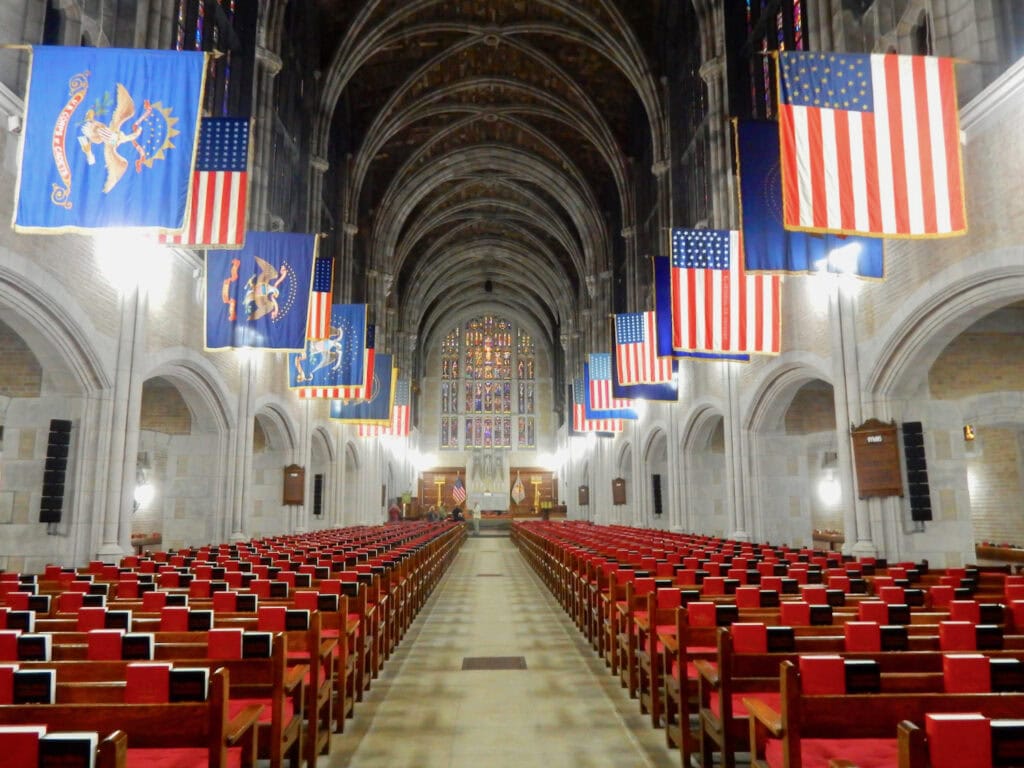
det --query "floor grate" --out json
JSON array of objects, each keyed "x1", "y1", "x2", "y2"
[{"x1": 461, "y1": 656, "x2": 527, "y2": 671}]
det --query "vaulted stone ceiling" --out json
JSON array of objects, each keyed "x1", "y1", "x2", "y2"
[{"x1": 311, "y1": 0, "x2": 667, "y2": 375}]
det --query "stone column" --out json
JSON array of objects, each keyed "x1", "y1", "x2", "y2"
[
  {"x1": 96, "y1": 284, "x2": 147, "y2": 562},
  {"x1": 340, "y1": 222, "x2": 358, "y2": 303},
  {"x1": 829, "y1": 281, "x2": 877, "y2": 557},
  {"x1": 228, "y1": 358, "x2": 255, "y2": 542},
  {"x1": 251, "y1": 44, "x2": 282, "y2": 229},
  {"x1": 308, "y1": 155, "x2": 329, "y2": 233},
  {"x1": 724, "y1": 363, "x2": 751, "y2": 541}
]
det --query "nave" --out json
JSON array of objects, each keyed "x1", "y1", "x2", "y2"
[{"x1": 323, "y1": 534, "x2": 675, "y2": 768}]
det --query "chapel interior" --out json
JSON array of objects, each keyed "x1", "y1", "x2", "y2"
[{"x1": 0, "y1": 1, "x2": 1024, "y2": 766}]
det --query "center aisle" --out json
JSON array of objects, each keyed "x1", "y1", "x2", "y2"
[{"x1": 324, "y1": 535, "x2": 678, "y2": 767}]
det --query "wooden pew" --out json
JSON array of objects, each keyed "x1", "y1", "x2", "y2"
[
  {"x1": 22, "y1": 630, "x2": 303, "y2": 768},
  {"x1": 0, "y1": 667, "x2": 259, "y2": 768},
  {"x1": 898, "y1": 716, "x2": 1024, "y2": 768},
  {"x1": 745, "y1": 660, "x2": 1024, "y2": 768}
]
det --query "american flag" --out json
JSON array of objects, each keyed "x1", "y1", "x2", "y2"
[
  {"x1": 452, "y1": 474, "x2": 467, "y2": 505},
  {"x1": 670, "y1": 229, "x2": 781, "y2": 355},
  {"x1": 588, "y1": 354, "x2": 634, "y2": 411},
  {"x1": 614, "y1": 311, "x2": 673, "y2": 385},
  {"x1": 778, "y1": 51, "x2": 965, "y2": 238},
  {"x1": 358, "y1": 378, "x2": 410, "y2": 437},
  {"x1": 297, "y1": 324, "x2": 375, "y2": 400},
  {"x1": 306, "y1": 256, "x2": 334, "y2": 340},
  {"x1": 572, "y1": 379, "x2": 622, "y2": 433},
  {"x1": 161, "y1": 117, "x2": 249, "y2": 247}
]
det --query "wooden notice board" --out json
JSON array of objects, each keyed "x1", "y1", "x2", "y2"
[
  {"x1": 283, "y1": 464, "x2": 305, "y2": 505},
  {"x1": 611, "y1": 477, "x2": 626, "y2": 505},
  {"x1": 850, "y1": 418, "x2": 902, "y2": 498}
]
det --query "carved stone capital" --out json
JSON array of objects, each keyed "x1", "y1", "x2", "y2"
[
  {"x1": 621, "y1": 226, "x2": 636, "y2": 239},
  {"x1": 584, "y1": 275, "x2": 597, "y2": 300},
  {"x1": 343, "y1": 222, "x2": 359, "y2": 237},
  {"x1": 651, "y1": 159, "x2": 671, "y2": 176},
  {"x1": 310, "y1": 155, "x2": 329, "y2": 173},
  {"x1": 256, "y1": 46, "x2": 283, "y2": 76},
  {"x1": 699, "y1": 56, "x2": 724, "y2": 85}
]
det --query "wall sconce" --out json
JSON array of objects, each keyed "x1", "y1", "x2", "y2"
[{"x1": 963, "y1": 424, "x2": 975, "y2": 441}]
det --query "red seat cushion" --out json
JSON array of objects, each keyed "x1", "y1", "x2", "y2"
[
  {"x1": 127, "y1": 747, "x2": 244, "y2": 768},
  {"x1": 765, "y1": 737, "x2": 898, "y2": 768}
]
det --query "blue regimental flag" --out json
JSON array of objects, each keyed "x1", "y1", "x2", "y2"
[
  {"x1": 653, "y1": 256, "x2": 750, "y2": 362},
  {"x1": 206, "y1": 232, "x2": 318, "y2": 351},
  {"x1": 738, "y1": 121, "x2": 884, "y2": 277},
  {"x1": 14, "y1": 46, "x2": 205, "y2": 234},
  {"x1": 330, "y1": 354, "x2": 395, "y2": 424},
  {"x1": 288, "y1": 304, "x2": 367, "y2": 388}
]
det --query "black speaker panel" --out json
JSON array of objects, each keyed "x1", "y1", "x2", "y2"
[
  {"x1": 651, "y1": 473, "x2": 663, "y2": 516},
  {"x1": 901, "y1": 421, "x2": 931, "y2": 522},
  {"x1": 313, "y1": 473, "x2": 324, "y2": 517},
  {"x1": 40, "y1": 419, "x2": 71, "y2": 524}
]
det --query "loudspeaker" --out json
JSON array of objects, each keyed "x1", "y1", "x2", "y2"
[
  {"x1": 651, "y1": 473, "x2": 663, "y2": 516},
  {"x1": 40, "y1": 419, "x2": 72, "y2": 523},
  {"x1": 312, "y1": 474, "x2": 324, "y2": 517},
  {"x1": 901, "y1": 421, "x2": 932, "y2": 521}
]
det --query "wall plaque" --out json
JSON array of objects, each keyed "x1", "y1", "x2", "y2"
[
  {"x1": 611, "y1": 477, "x2": 626, "y2": 505},
  {"x1": 283, "y1": 464, "x2": 305, "y2": 505},
  {"x1": 578, "y1": 485, "x2": 589, "y2": 506},
  {"x1": 850, "y1": 418, "x2": 902, "y2": 498}
]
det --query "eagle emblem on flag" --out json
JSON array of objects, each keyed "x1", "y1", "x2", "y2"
[{"x1": 55, "y1": 76, "x2": 179, "y2": 208}]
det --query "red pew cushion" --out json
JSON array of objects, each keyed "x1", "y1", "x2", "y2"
[{"x1": 765, "y1": 737, "x2": 898, "y2": 768}]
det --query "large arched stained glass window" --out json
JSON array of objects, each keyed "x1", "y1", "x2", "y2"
[{"x1": 439, "y1": 314, "x2": 535, "y2": 450}]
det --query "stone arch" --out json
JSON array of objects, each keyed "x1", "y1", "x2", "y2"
[
  {"x1": 641, "y1": 426, "x2": 669, "y2": 527},
  {"x1": 135, "y1": 351, "x2": 236, "y2": 547},
  {"x1": 680, "y1": 401, "x2": 728, "y2": 535},
  {"x1": 742, "y1": 355, "x2": 837, "y2": 549},
  {"x1": 866, "y1": 250, "x2": 1024, "y2": 400}
]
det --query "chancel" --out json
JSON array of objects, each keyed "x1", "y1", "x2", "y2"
[{"x1": 1, "y1": 2, "x2": 1024, "y2": 767}]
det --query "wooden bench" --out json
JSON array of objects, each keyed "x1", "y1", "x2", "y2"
[
  {"x1": 898, "y1": 715, "x2": 1024, "y2": 767},
  {"x1": 745, "y1": 660, "x2": 1024, "y2": 767},
  {"x1": 0, "y1": 666, "x2": 259, "y2": 768}
]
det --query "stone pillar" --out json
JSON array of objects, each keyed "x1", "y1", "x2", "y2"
[
  {"x1": 621, "y1": 226, "x2": 639, "y2": 310},
  {"x1": 340, "y1": 221, "x2": 358, "y2": 303},
  {"x1": 251, "y1": 44, "x2": 282, "y2": 229},
  {"x1": 228, "y1": 358, "x2": 255, "y2": 542},
  {"x1": 308, "y1": 155, "x2": 329, "y2": 233},
  {"x1": 96, "y1": 284, "x2": 147, "y2": 562},
  {"x1": 724, "y1": 363, "x2": 751, "y2": 541},
  {"x1": 829, "y1": 279, "x2": 877, "y2": 557}
]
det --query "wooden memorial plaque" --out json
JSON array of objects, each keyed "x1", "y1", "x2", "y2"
[
  {"x1": 283, "y1": 464, "x2": 305, "y2": 505},
  {"x1": 850, "y1": 419, "x2": 902, "y2": 498},
  {"x1": 611, "y1": 477, "x2": 626, "y2": 505},
  {"x1": 577, "y1": 485, "x2": 589, "y2": 506}
]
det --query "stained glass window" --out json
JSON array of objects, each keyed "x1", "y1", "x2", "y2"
[
  {"x1": 737, "y1": 0, "x2": 805, "y2": 120},
  {"x1": 439, "y1": 314, "x2": 535, "y2": 449}
]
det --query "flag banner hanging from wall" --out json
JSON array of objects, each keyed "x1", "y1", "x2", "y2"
[
  {"x1": 670, "y1": 229, "x2": 781, "y2": 355},
  {"x1": 306, "y1": 254, "x2": 334, "y2": 340},
  {"x1": 587, "y1": 354, "x2": 636, "y2": 413},
  {"x1": 584, "y1": 360, "x2": 637, "y2": 421},
  {"x1": 614, "y1": 311, "x2": 674, "y2": 385},
  {"x1": 571, "y1": 379, "x2": 622, "y2": 434},
  {"x1": 205, "y1": 231, "x2": 318, "y2": 351},
  {"x1": 14, "y1": 46, "x2": 206, "y2": 234},
  {"x1": 777, "y1": 50, "x2": 966, "y2": 239},
  {"x1": 738, "y1": 120, "x2": 884, "y2": 278},
  {"x1": 159, "y1": 116, "x2": 249, "y2": 248},
  {"x1": 296, "y1": 324, "x2": 375, "y2": 401},
  {"x1": 511, "y1": 472, "x2": 526, "y2": 504},
  {"x1": 288, "y1": 304, "x2": 366, "y2": 389},
  {"x1": 610, "y1": 347, "x2": 678, "y2": 402},
  {"x1": 357, "y1": 378, "x2": 410, "y2": 437},
  {"x1": 653, "y1": 256, "x2": 750, "y2": 363},
  {"x1": 329, "y1": 353, "x2": 394, "y2": 424}
]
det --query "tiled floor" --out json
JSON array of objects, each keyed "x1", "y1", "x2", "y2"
[{"x1": 323, "y1": 536, "x2": 679, "y2": 767}]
